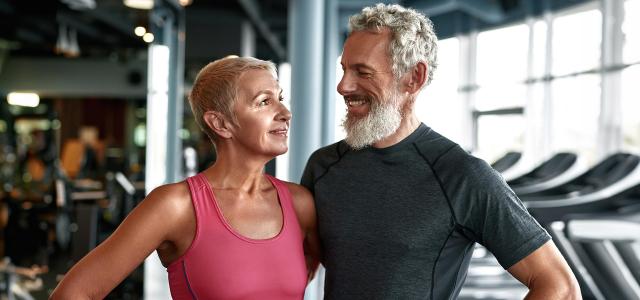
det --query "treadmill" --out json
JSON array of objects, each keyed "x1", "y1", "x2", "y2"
[
  {"x1": 490, "y1": 151, "x2": 521, "y2": 173},
  {"x1": 521, "y1": 153, "x2": 640, "y2": 201},
  {"x1": 507, "y1": 152, "x2": 577, "y2": 192}
]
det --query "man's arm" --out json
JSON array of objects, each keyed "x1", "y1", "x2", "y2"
[{"x1": 507, "y1": 240, "x2": 582, "y2": 300}]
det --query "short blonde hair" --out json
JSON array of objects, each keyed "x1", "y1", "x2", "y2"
[{"x1": 188, "y1": 56, "x2": 277, "y2": 143}]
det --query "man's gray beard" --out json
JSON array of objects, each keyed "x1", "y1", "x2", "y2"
[{"x1": 341, "y1": 95, "x2": 402, "y2": 150}]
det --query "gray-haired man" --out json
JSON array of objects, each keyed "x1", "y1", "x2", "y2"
[{"x1": 302, "y1": 4, "x2": 580, "y2": 299}]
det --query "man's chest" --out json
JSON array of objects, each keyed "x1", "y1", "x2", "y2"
[{"x1": 313, "y1": 158, "x2": 454, "y2": 250}]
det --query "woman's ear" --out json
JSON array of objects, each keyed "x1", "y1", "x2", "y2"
[
  {"x1": 203, "y1": 111, "x2": 233, "y2": 139},
  {"x1": 404, "y1": 61, "x2": 428, "y2": 94}
]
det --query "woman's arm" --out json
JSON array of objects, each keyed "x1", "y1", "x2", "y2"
[
  {"x1": 50, "y1": 182, "x2": 192, "y2": 299},
  {"x1": 286, "y1": 183, "x2": 321, "y2": 282}
]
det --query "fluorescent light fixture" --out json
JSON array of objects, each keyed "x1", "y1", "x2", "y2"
[
  {"x1": 143, "y1": 32, "x2": 154, "y2": 43},
  {"x1": 123, "y1": 0, "x2": 153, "y2": 10},
  {"x1": 134, "y1": 26, "x2": 146, "y2": 37},
  {"x1": 7, "y1": 92, "x2": 40, "y2": 107}
]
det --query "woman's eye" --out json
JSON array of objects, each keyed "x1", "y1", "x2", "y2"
[
  {"x1": 278, "y1": 96, "x2": 285, "y2": 102},
  {"x1": 259, "y1": 99, "x2": 269, "y2": 106}
]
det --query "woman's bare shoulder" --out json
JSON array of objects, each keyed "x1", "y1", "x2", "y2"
[
  {"x1": 282, "y1": 182, "x2": 312, "y2": 201},
  {"x1": 138, "y1": 181, "x2": 193, "y2": 222},
  {"x1": 282, "y1": 181, "x2": 315, "y2": 221}
]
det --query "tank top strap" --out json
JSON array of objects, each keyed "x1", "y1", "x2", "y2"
[
  {"x1": 185, "y1": 173, "x2": 209, "y2": 198},
  {"x1": 184, "y1": 173, "x2": 212, "y2": 223},
  {"x1": 265, "y1": 175, "x2": 297, "y2": 221}
]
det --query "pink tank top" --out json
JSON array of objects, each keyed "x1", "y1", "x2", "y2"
[{"x1": 167, "y1": 173, "x2": 308, "y2": 300}]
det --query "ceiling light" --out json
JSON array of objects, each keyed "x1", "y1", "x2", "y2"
[
  {"x1": 7, "y1": 92, "x2": 40, "y2": 107},
  {"x1": 178, "y1": 0, "x2": 192, "y2": 6},
  {"x1": 123, "y1": 0, "x2": 153, "y2": 10},
  {"x1": 134, "y1": 26, "x2": 146, "y2": 37},
  {"x1": 143, "y1": 32, "x2": 154, "y2": 43}
]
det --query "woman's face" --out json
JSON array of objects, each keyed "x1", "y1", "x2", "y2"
[{"x1": 230, "y1": 68, "x2": 291, "y2": 157}]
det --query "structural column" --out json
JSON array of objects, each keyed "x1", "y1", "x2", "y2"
[
  {"x1": 598, "y1": 0, "x2": 624, "y2": 158},
  {"x1": 321, "y1": 0, "x2": 339, "y2": 146},
  {"x1": 144, "y1": 1, "x2": 185, "y2": 299},
  {"x1": 288, "y1": 0, "x2": 325, "y2": 182}
]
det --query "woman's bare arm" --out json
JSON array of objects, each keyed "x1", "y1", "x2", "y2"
[{"x1": 50, "y1": 182, "x2": 192, "y2": 300}]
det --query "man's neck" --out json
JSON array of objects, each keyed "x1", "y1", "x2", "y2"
[{"x1": 372, "y1": 113, "x2": 420, "y2": 149}]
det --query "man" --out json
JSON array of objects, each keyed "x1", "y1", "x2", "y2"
[{"x1": 301, "y1": 4, "x2": 581, "y2": 300}]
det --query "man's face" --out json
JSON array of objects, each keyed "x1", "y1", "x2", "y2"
[{"x1": 338, "y1": 29, "x2": 404, "y2": 149}]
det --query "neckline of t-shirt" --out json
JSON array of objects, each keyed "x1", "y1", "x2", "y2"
[{"x1": 362, "y1": 123, "x2": 430, "y2": 155}]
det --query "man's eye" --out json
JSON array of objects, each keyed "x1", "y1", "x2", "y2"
[
  {"x1": 357, "y1": 71, "x2": 372, "y2": 77},
  {"x1": 279, "y1": 96, "x2": 285, "y2": 102}
]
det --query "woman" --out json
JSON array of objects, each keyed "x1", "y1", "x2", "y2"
[{"x1": 50, "y1": 56, "x2": 320, "y2": 299}]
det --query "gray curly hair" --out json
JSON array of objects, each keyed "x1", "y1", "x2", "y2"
[{"x1": 349, "y1": 3, "x2": 438, "y2": 86}]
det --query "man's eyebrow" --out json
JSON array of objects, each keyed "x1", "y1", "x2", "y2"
[{"x1": 350, "y1": 63, "x2": 376, "y2": 71}]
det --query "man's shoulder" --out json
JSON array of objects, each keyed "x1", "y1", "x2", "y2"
[
  {"x1": 412, "y1": 128, "x2": 494, "y2": 176},
  {"x1": 301, "y1": 140, "x2": 350, "y2": 189},
  {"x1": 413, "y1": 128, "x2": 465, "y2": 164},
  {"x1": 307, "y1": 140, "x2": 348, "y2": 165}
]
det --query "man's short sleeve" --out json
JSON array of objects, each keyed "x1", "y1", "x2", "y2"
[{"x1": 435, "y1": 148, "x2": 551, "y2": 269}]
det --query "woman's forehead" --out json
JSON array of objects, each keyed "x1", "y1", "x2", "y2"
[{"x1": 237, "y1": 69, "x2": 280, "y2": 97}]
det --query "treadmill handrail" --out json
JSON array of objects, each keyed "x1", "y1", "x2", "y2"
[
  {"x1": 524, "y1": 162, "x2": 640, "y2": 208},
  {"x1": 567, "y1": 220, "x2": 640, "y2": 241},
  {"x1": 549, "y1": 221, "x2": 605, "y2": 300},
  {"x1": 566, "y1": 219, "x2": 640, "y2": 298}
]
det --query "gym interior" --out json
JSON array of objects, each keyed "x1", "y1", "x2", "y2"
[{"x1": 0, "y1": 0, "x2": 639, "y2": 299}]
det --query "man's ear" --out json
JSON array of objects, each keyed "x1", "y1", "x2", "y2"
[
  {"x1": 404, "y1": 61, "x2": 428, "y2": 94},
  {"x1": 203, "y1": 111, "x2": 233, "y2": 139}
]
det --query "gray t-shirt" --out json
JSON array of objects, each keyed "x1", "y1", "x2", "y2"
[{"x1": 301, "y1": 124, "x2": 550, "y2": 300}]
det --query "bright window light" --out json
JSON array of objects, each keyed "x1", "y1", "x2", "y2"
[
  {"x1": 477, "y1": 24, "x2": 529, "y2": 85},
  {"x1": 622, "y1": 65, "x2": 640, "y2": 153},
  {"x1": 276, "y1": 62, "x2": 291, "y2": 181},
  {"x1": 551, "y1": 74, "x2": 601, "y2": 164},
  {"x1": 415, "y1": 37, "x2": 464, "y2": 145},
  {"x1": 477, "y1": 114, "x2": 526, "y2": 163},
  {"x1": 7, "y1": 92, "x2": 40, "y2": 107},
  {"x1": 552, "y1": 9, "x2": 602, "y2": 75},
  {"x1": 623, "y1": 0, "x2": 640, "y2": 63},
  {"x1": 334, "y1": 56, "x2": 346, "y2": 143}
]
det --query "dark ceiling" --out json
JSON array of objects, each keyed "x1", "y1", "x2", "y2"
[{"x1": 0, "y1": 0, "x2": 592, "y2": 77}]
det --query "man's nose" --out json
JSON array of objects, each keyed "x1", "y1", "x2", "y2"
[{"x1": 337, "y1": 72, "x2": 356, "y2": 96}]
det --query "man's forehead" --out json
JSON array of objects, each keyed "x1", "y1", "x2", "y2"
[{"x1": 341, "y1": 30, "x2": 391, "y2": 68}]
